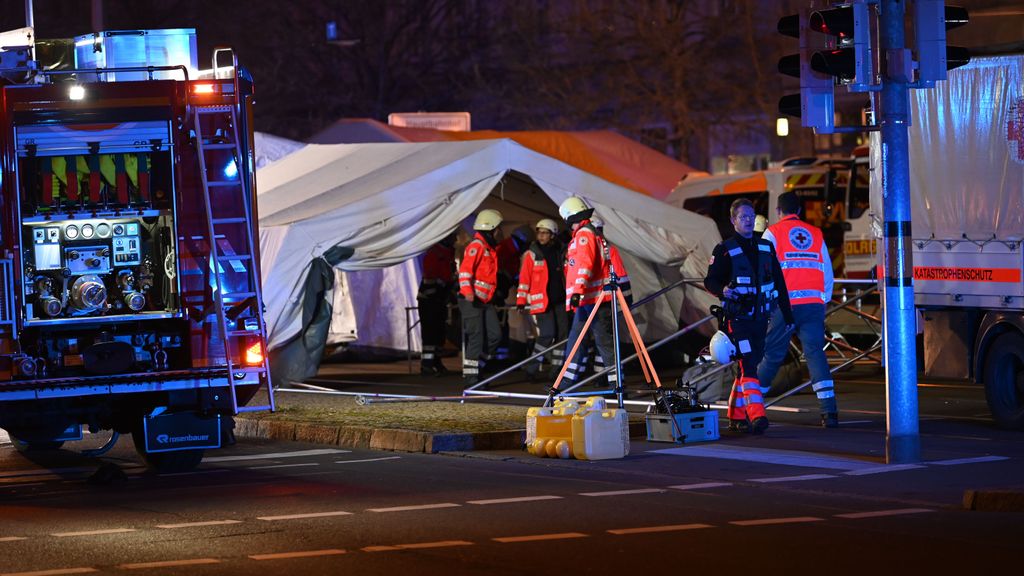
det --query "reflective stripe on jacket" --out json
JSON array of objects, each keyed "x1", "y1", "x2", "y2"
[
  {"x1": 766, "y1": 215, "x2": 829, "y2": 306},
  {"x1": 459, "y1": 234, "x2": 498, "y2": 302}
]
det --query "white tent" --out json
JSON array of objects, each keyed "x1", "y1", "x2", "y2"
[{"x1": 256, "y1": 138, "x2": 721, "y2": 373}]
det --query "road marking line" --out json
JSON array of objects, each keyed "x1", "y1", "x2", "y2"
[
  {"x1": 650, "y1": 445, "x2": 877, "y2": 471},
  {"x1": 667, "y1": 482, "x2": 733, "y2": 491},
  {"x1": 52, "y1": 529, "x2": 136, "y2": 537},
  {"x1": 0, "y1": 568, "x2": 98, "y2": 576},
  {"x1": 117, "y1": 558, "x2": 220, "y2": 570},
  {"x1": 155, "y1": 520, "x2": 243, "y2": 529},
  {"x1": 334, "y1": 457, "x2": 402, "y2": 464},
  {"x1": 929, "y1": 456, "x2": 1009, "y2": 466},
  {"x1": 493, "y1": 533, "x2": 588, "y2": 543},
  {"x1": 608, "y1": 523, "x2": 713, "y2": 535},
  {"x1": 730, "y1": 517, "x2": 823, "y2": 526},
  {"x1": 249, "y1": 549, "x2": 346, "y2": 560},
  {"x1": 843, "y1": 464, "x2": 925, "y2": 476},
  {"x1": 579, "y1": 488, "x2": 665, "y2": 497},
  {"x1": 467, "y1": 495, "x2": 563, "y2": 505},
  {"x1": 257, "y1": 511, "x2": 352, "y2": 521},
  {"x1": 362, "y1": 541, "x2": 473, "y2": 552},
  {"x1": 0, "y1": 536, "x2": 28, "y2": 542},
  {"x1": 749, "y1": 474, "x2": 836, "y2": 483},
  {"x1": 367, "y1": 503, "x2": 460, "y2": 513},
  {"x1": 248, "y1": 463, "x2": 321, "y2": 470},
  {"x1": 203, "y1": 448, "x2": 350, "y2": 463},
  {"x1": 838, "y1": 420, "x2": 873, "y2": 425},
  {"x1": 835, "y1": 508, "x2": 934, "y2": 519}
]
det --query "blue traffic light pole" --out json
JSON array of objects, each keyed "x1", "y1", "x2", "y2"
[{"x1": 879, "y1": 0, "x2": 920, "y2": 463}]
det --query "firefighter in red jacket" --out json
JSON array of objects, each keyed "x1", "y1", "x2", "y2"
[
  {"x1": 417, "y1": 231, "x2": 457, "y2": 376},
  {"x1": 458, "y1": 209, "x2": 503, "y2": 386},
  {"x1": 516, "y1": 218, "x2": 568, "y2": 380},
  {"x1": 572, "y1": 216, "x2": 632, "y2": 376},
  {"x1": 558, "y1": 197, "x2": 621, "y2": 390}
]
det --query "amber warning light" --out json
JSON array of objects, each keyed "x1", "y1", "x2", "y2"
[
  {"x1": 245, "y1": 342, "x2": 264, "y2": 366},
  {"x1": 192, "y1": 83, "x2": 217, "y2": 95}
]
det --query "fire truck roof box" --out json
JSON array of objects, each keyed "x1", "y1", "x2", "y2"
[{"x1": 74, "y1": 29, "x2": 197, "y2": 82}]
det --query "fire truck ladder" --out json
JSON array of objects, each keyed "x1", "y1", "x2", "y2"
[{"x1": 193, "y1": 103, "x2": 275, "y2": 415}]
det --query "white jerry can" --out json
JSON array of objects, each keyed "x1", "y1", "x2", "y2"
[{"x1": 571, "y1": 404, "x2": 630, "y2": 460}]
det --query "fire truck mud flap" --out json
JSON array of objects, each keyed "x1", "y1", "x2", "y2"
[{"x1": 140, "y1": 412, "x2": 221, "y2": 453}]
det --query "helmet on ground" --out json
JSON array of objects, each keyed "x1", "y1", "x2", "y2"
[
  {"x1": 473, "y1": 209, "x2": 503, "y2": 231},
  {"x1": 754, "y1": 214, "x2": 768, "y2": 233},
  {"x1": 558, "y1": 196, "x2": 594, "y2": 224},
  {"x1": 535, "y1": 218, "x2": 558, "y2": 235},
  {"x1": 709, "y1": 330, "x2": 736, "y2": 365}
]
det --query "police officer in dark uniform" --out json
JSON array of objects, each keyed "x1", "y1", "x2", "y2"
[{"x1": 704, "y1": 198, "x2": 794, "y2": 434}]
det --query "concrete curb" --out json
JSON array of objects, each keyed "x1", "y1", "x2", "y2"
[
  {"x1": 963, "y1": 489, "x2": 1024, "y2": 512},
  {"x1": 235, "y1": 419, "x2": 649, "y2": 454}
]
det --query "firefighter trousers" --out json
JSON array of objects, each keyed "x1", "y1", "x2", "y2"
[
  {"x1": 726, "y1": 316, "x2": 769, "y2": 423},
  {"x1": 526, "y1": 308, "x2": 570, "y2": 377},
  {"x1": 563, "y1": 303, "x2": 620, "y2": 388},
  {"x1": 458, "y1": 298, "x2": 501, "y2": 383}
]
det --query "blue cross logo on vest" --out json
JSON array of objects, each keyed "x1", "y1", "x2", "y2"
[{"x1": 789, "y1": 226, "x2": 813, "y2": 250}]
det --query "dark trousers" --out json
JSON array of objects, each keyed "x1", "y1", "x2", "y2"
[
  {"x1": 526, "y1": 307, "x2": 570, "y2": 376},
  {"x1": 458, "y1": 298, "x2": 501, "y2": 381},
  {"x1": 562, "y1": 303, "x2": 620, "y2": 388},
  {"x1": 418, "y1": 295, "x2": 447, "y2": 370}
]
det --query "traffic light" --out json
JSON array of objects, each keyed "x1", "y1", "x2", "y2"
[
  {"x1": 914, "y1": 1, "x2": 970, "y2": 84},
  {"x1": 808, "y1": 1, "x2": 874, "y2": 91},
  {"x1": 777, "y1": 10, "x2": 835, "y2": 133}
]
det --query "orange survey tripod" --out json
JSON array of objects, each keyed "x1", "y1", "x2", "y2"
[{"x1": 544, "y1": 249, "x2": 687, "y2": 440}]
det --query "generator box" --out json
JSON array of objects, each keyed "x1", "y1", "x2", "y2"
[{"x1": 646, "y1": 410, "x2": 719, "y2": 444}]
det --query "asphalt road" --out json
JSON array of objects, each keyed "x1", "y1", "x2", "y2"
[{"x1": 2, "y1": 373, "x2": 1023, "y2": 576}]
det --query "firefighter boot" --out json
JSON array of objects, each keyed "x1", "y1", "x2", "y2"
[
  {"x1": 750, "y1": 416, "x2": 770, "y2": 435},
  {"x1": 821, "y1": 413, "x2": 839, "y2": 428},
  {"x1": 727, "y1": 418, "x2": 750, "y2": 433}
]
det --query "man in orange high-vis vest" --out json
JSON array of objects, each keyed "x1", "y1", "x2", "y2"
[
  {"x1": 516, "y1": 219, "x2": 568, "y2": 380},
  {"x1": 757, "y1": 191, "x2": 839, "y2": 427},
  {"x1": 458, "y1": 209, "x2": 503, "y2": 386}
]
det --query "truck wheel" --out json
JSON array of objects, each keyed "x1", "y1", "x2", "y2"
[
  {"x1": 131, "y1": 429, "x2": 205, "y2": 474},
  {"x1": 983, "y1": 331, "x2": 1024, "y2": 430}
]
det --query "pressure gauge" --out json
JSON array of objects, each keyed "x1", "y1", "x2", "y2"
[
  {"x1": 96, "y1": 223, "x2": 111, "y2": 238},
  {"x1": 64, "y1": 225, "x2": 79, "y2": 240},
  {"x1": 81, "y1": 224, "x2": 95, "y2": 239}
]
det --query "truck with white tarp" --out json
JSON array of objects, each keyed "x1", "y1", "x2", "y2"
[{"x1": 855, "y1": 54, "x2": 1024, "y2": 429}]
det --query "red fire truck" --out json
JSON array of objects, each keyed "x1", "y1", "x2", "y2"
[{"x1": 0, "y1": 28, "x2": 273, "y2": 472}]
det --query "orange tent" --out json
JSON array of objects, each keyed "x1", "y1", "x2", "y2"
[{"x1": 308, "y1": 119, "x2": 701, "y2": 200}]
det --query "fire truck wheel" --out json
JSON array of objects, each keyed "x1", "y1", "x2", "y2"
[
  {"x1": 131, "y1": 429, "x2": 205, "y2": 474},
  {"x1": 983, "y1": 331, "x2": 1024, "y2": 430},
  {"x1": 11, "y1": 438, "x2": 65, "y2": 452}
]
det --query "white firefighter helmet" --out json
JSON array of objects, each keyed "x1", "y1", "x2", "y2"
[
  {"x1": 590, "y1": 216, "x2": 604, "y2": 229},
  {"x1": 754, "y1": 214, "x2": 768, "y2": 233},
  {"x1": 473, "y1": 209, "x2": 503, "y2": 231},
  {"x1": 709, "y1": 330, "x2": 736, "y2": 365},
  {"x1": 558, "y1": 196, "x2": 592, "y2": 222},
  {"x1": 535, "y1": 218, "x2": 558, "y2": 235}
]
